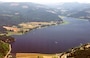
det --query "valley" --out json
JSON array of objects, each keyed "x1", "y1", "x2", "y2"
[{"x1": 0, "y1": 2, "x2": 90, "y2": 58}]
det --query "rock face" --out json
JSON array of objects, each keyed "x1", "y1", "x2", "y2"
[{"x1": 58, "y1": 43, "x2": 90, "y2": 58}]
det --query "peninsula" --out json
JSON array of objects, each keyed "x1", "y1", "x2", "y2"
[{"x1": 3, "y1": 20, "x2": 63, "y2": 36}]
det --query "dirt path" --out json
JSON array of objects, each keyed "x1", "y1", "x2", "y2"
[{"x1": 4, "y1": 44, "x2": 11, "y2": 58}]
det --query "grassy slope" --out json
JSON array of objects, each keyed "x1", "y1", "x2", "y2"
[{"x1": 0, "y1": 40, "x2": 9, "y2": 58}]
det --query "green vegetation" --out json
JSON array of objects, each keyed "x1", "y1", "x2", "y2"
[
  {"x1": 61, "y1": 20, "x2": 69, "y2": 25},
  {"x1": 0, "y1": 2, "x2": 62, "y2": 26},
  {"x1": 0, "y1": 40, "x2": 9, "y2": 58},
  {"x1": 0, "y1": 35, "x2": 15, "y2": 43},
  {"x1": 6, "y1": 31, "x2": 23, "y2": 36},
  {"x1": 58, "y1": 16, "x2": 69, "y2": 25},
  {"x1": 0, "y1": 35, "x2": 14, "y2": 58},
  {"x1": 68, "y1": 48, "x2": 90, "y2": 58},
  {"x1": 67, "y1": 44, "x2": 90, "y2": 58},
  {"x1": 3, "y1": 20, "x2": 63, "y2": 36}
]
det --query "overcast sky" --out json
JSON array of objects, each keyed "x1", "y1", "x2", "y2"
[{"x1": 0, "y1": 0, "x2": 90, "y2": 4}]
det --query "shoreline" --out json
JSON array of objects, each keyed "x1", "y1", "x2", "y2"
[
  {"x1": 2, "y1": 41, "x2": 90, "y2": 58},
  {"x1": 4, "y1": 21, "x2": 64, "y2": 36},
  {"x1": 15, "y1": 43, "x2": 90, "y2": 58}
]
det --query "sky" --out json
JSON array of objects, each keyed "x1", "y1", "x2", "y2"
[{"x1": 0, "y1": 0, "x2": 90, "y2": 4}]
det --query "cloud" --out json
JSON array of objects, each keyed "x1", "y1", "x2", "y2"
[{"x1": 0, "y1": 0, "x2": 90, "y2": 4}]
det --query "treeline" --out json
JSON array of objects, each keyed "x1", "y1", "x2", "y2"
[
  {"x1": 0, "y1": 35, "x2": 15, "y2": 43},
  {"x1": 68, "y1": 44, "x2": 90, "y2": 58},
  {"x1": 0, "y1": 2, "x2": 62, "y2": 26}
]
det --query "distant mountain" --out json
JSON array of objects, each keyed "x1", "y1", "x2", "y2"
[
  {"x1": 1, "y1": 2, "x2": 90, "y2": 27},
  {"x1": 60, "y1": 2, "x2": 90, "y2": 19},
  {"x1": 0, "y1": 2, "x2": 62, "y2": 26},
  {"x1": 49, "y1": 2, "x2": 90, "y2": 20},
  {"x1": 67, "y1": 8, "x2": 90, "y2": 19}
]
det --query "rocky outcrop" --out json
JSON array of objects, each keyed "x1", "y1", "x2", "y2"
[{"x1": 58, "y1": 43, "x2": 90, "y2": 58}]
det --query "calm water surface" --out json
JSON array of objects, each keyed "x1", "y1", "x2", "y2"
[{"x1": 11, "y1": 17, "x2": 90, "y2": 53}]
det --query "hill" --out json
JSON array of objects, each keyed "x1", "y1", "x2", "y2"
[
  {"x1": 50, "y1": 2, "x2": 90, "y2": 20},
  {"x1": 0, "y1": 2, "x2": 62, "y2": 26}
]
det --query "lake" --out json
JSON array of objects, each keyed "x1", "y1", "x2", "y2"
[{"x1": 11, "y1": 17, "x2": 90, "y2": 54}]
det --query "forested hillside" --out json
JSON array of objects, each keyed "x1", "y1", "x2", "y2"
[{"x1": 0, "y1": 2, "x2": 62, "y2": 26}]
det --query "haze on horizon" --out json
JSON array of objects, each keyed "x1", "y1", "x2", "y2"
[{"x1": 0, "y1": 0, "x2": 90, "y2": 4}]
